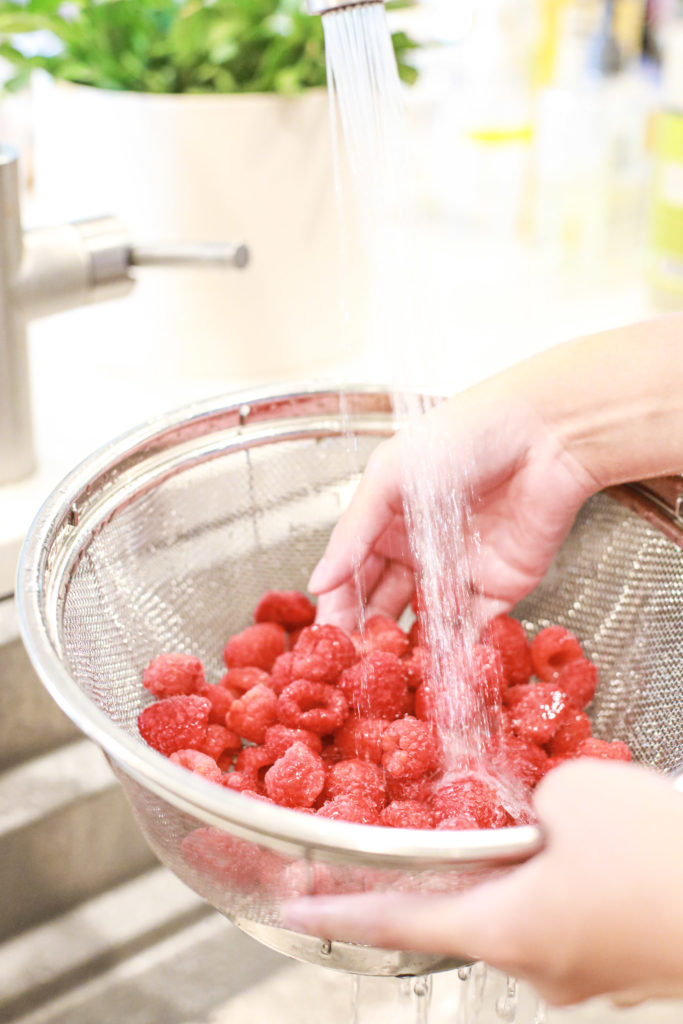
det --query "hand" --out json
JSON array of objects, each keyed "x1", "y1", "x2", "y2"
[
  {"x1": 283, "y1": 760, "x2": 683, "y2": 1006},
  {"x1": 310, "y1": 393, "x2": 598, "y2": 631}
]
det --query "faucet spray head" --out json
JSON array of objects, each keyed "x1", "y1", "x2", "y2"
[{"x1": 306, "y1": 0, "x2": 383, "y2": 15}]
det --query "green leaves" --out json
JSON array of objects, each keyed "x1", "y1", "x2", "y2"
[{"x1": 0, "y1": 0, "x2": 418, "y2": 95}]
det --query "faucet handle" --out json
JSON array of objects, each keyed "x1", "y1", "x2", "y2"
[{"x1": 129, "y1": 241, "x2": 249, "y2": 270}]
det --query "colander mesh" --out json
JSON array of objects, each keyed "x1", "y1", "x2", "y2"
[{"x1": 56, "y1": 423, "x2": 683, "y2": 931}]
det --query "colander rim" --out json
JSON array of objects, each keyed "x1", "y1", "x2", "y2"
[{"x1": 18, "y1": 382, "x2": 550, "y2": 867}]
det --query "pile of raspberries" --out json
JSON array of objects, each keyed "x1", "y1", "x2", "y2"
[{"x1": 137, "y1": 590, "x2": 631, "y2": 832}]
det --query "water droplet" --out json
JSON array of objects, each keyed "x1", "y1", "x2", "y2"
[{"x1": 457, "y1": 966, "x2": 472, "y2": 982}]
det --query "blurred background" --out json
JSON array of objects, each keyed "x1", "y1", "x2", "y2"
[{"x1": 2, "y1": 2, "x2": 683, "y2": 1021}]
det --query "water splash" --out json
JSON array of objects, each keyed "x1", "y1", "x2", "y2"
[{"x1": 495, "y1": 976, "x2": 518, "y2": 1022}]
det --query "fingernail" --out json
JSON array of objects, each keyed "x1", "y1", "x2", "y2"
[
  {"x1": 281, "y1": 898, "x2": 320, "y2": 931},
  {"x1": 307, "y1": 557, "x2": 331, "y2": 594}
]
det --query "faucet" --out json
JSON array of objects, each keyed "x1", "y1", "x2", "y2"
[{"x1": 0, "y1": 146, "x2": 248, "y2": 486}]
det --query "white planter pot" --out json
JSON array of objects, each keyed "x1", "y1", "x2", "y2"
[{"x1": 31, "y1": 80, "x2": 365, "y2": 381}]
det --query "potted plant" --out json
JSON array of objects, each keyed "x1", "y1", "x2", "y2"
[{"x1": 0, "y1": 0, "x2": 418, "y2": 380}]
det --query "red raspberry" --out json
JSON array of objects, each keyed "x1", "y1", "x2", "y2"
[
  {"x1": 338, "y1": 651, "x2": 409, "y2": 719},
  {"x1": 530, "y1": 626, "x2": 584, "y2": 681},
  {"x1": 264, "y1": 723, "x2": 322, "y2": 759},
  {"x1": 321, "y1": 742, "x2": 345, "y2": 766},
  {"x1": 494, "y1": 733, "x2": 548, "y2": 788},
  {"x1": 221, "y1": 667, "x2": 271, "y2": 693},
  {"x1": 509, "y1": 683, "x2": 571, "y2": 746},
  {"x1": 431, "y1": 774, "x2": 512, "y2": 829},
  {"x1": 402, "y1": 646, "x2": 428, "y2": 689},
  {"x1": 274, "y1": 859, "x2": 343, "y2": 898},
  {"x1": 544, "y1": 754, "x2": 573, "y2": 773},
  {"x1": 355, "y1": 615, "x2": 410, "y2": 658},
  {"x1": 235, "y1": 744, "x2": 277, "y2": 792},
  {"x1": 268, "y1": 652, "x2": 298, "y2": 694},
  {"x1": 577, "y1": 737, "x2": 632, "y2": 761},
  {"x1": 138, "y1": 694, "x2": 210, "y2": 756},
  {"x1": 380, "y1": 800, "x2": 435, "y2": 829},
  {"x1": 503, "y1": 683, "x2": 535, "y2": 708},
  {"x1": 223, "y1": 623, "x2": 286, "y2": 672},
  {"x1": 555, "y1": 658, "x2": 598, "y2": 709},
  {"x1": 264, "y1": 742, "x2": 327, "y2": 808},
  {"x1": 316, "y1": 795, "x2": 379, "y2": 824},
  {"x1": 227, "y1": 684, "x2": 278, "y2": 744},
  {"x1": 408, "y1": 618, "x2": 424, "y2": 648},
  {"x1": 277, "y1": 679, "x2": 349, "y2": 735},
  {"x1": 381, "y1": 716, "x2": 440, "y2": 779},
  {"x1": 181, "y1": 827, "x2": 260, "y2": 891},
  {"x1": 386, "y1": 774, "x2": 436, "y2": 803},
  {"x1": 290, "y1": 624, "x2": 358, "y2": 683},
  {"x1": 324, "y1": 759, "x2": 386, "y2": 811},
  {"x1": 253, "y1": 590, "x2": 316, "y2": 630},
  {"x1": 414, "y1": 679, "x2": 437, "y2": 722},
  {"x1": 546, "y1": 709, "x2": 592, "y2": 756},
  {"x1": 142, "y1": 652, "x2": 206, "y2": 698},
  {"x1": 221, "y1": 771, "x2": 252, "y2": 792},
  {"x1": 202, "y1": 683, "x2": 237, "y2": 725},
  {"x1": 169, "y1": 748, "x2": 223, "y2": 783},
  {"x1": 483, "y1": 616, "x2": 532, "y2": 686},
  {"x1": 468, "y1": 644, "x2": 506, "y2": 705},
  {"x1": 198, "y1": 724, "x2": 242, "y2": 762},
  {"x1": 335, "y1": 717, "x2": 389, "y2": 763}
]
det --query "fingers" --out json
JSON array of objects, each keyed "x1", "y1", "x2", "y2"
[
  {"x1": 308, "y1": 441, "x2": 403, "y2": 596},
  {"x1": 282, "y1": 871, "x2": 539, "y2": 974}
]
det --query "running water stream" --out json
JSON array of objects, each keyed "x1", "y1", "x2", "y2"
[
  {"x1": 321, "y1": 4, "x2": 543, "y2": 1023},
  {"x1": 323, "y1": 2, "x2": 526, "y2": 797}
]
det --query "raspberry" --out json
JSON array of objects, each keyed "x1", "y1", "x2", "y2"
[
  {"x1": 483, "y1": 616, "x2": 532, "y2": 686},
  {"x1": 431, "y1": 775, "x2": 512, "y2": 829},
  {"x1": 138, "y1": 694, "x2": 210, "y2": 756},
  {"x1": 223, "y1": 623, "x2": 287, "y2": 672},
  {"x1": 380, "y1": 800, "x2": 435, "y2": 829},
  {"x1": 494, "y1": 733, "x2": 548, "y2": 788},
  {"x1": 555, "y1": 658, "x2": 598, "y2": 709},
  {"x1": 169, "y1": 748, "x2": 223, "y2": 783},
  {"x1": 335, "y1": 717, "x2": 389, "y2": 763},
  {"x1": 509, "y1": 683, "x2": 570, "y2": 746},
  {"x1": 321, "y1": 742, "x2": 345, "y2": 766},
  {"x1": 414, "y1": 679, "x2": 437, "y2": 722},
  {"x1": 253, "y1": 590, "x2": 316, "y2": 630},
  {"x1": 402, "y1": 646, "x2": 428, "y2": 689},
  {"x1": 324, "y1": 759, "x2": 386, "y2": 811},
  {"x1": 468, "y1": 644, "x2": 506, "y2": 705},
  {"x1": 545, "y1": 754, "x2": 573, "y2": 773},
  {"x1": 142, "y1": 652, "x2": 206, "y2": 698},
  {"x1": 338, "y1": 651, "x2": 409, "y2": 719},
  {"x1": 386, "y1": 774, "x2": 436, "y2": 803},
  {"x1": 290, "y1": 624, "x2": 358, "y2": 683},
  {"x1": 227, "y1": 684, "x2": 278, "y2": 744},
  {"x1": 181, "y1": 827, "x2": 260, "y2": 891},
  {"x1": 202, "y1": 683, "x2": 237, "y2": 725},
  {"x1": 269, "y1": 652, "x2": 298, "y2": 695},
  {"x1": 408, "y1": 618, "x2": 424, "y2": 648},
  {"x1": 577, "y1": 737, "x2": 632, "y2": 761},
  {"x1": 274, "y1": 859, "x2": 342, "y2": 898},
  {"x1": 198, "y1": 724, "x2": 242, "y2": 762},
  {"x1": 264, "y1": 723, "x2": 323, "y2": 759},
  {"x1": 316, "y1": 795, "x2": 379, "y2": 824},
  {"x1": 530, "y1": 626, "x2": 584, "y2": 681},
  {"x1": 277, "y1": 679, "x2": 349, "y2": 735},
  {"x1": 221, "y1": 771, "x2": 252, "y2": 792},
  {"x1": 235, "y1": 744, "x2": 277, "y2": 792},
  {"x1": 546, "y1": 709, "x2": 592, "y2": 756},
  {"x1": 355, "y1": 615, "x2": 410, "y2": 658},
  {"x1": 264, "y1": 742, "x2": 327, "y2": 808},
  {"x1": 503, "y1": 683, "x2": 535, "y2": 708},
  {"x1": 381, "y1": 716, "x2": 440, "y2": 779},
  {"x1": 221, "y1": 667, "x2": 271, "y2": 693}
]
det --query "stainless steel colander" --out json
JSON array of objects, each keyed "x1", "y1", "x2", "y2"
[{"x1": 17, "y1": 386, "x2": 683, "y2": 977}]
